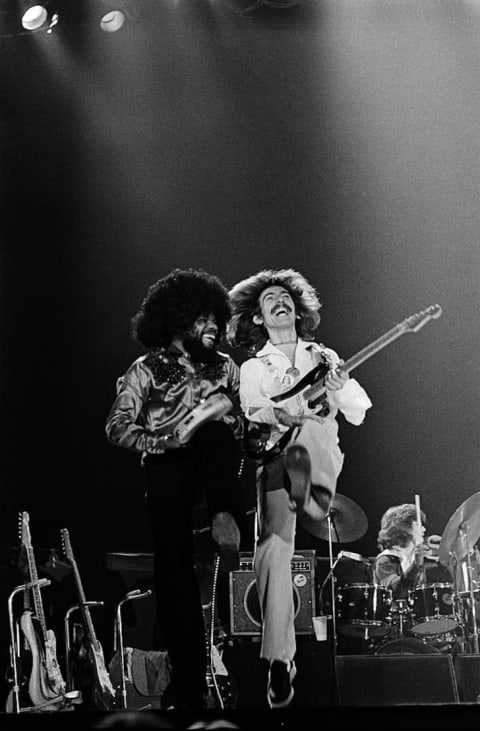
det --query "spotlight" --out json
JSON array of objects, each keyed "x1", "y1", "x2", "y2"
[
  {"x1": 97, "y1": 1, "x2": 136, "y2": 33},
  {"x1": 21, "y1": 3, "x2": 48, "y2": 31},
  {"x1": 99, "y1": 10, "x2": 126, "y2": 33}
]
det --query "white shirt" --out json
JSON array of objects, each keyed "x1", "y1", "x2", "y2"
[{"x1": 239, "y1": 338, "x2": 372, "y2": 492}]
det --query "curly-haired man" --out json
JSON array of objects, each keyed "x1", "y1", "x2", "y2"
[
  {"x1": 106, "y1": 268, "x2": 246, "y2": 711},
  {"x1": 228, "y1": 268, "x2": 372, "y2": 708},
  {"x1": 374, "y1": 504, "x2": 429, "y2": 599}
]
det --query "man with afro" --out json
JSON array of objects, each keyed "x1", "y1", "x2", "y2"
[{"x1": 106, "y1": 268, "x2": 246, "y2": 711}]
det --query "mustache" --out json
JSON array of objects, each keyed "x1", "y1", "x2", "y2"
[{"x1": 272, "y1": 303, "x2": 292, "y2": 314}]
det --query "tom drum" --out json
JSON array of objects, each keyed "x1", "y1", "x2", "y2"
[{"x1": 336, "y1": 583, "x2": 391, "y2": 638}]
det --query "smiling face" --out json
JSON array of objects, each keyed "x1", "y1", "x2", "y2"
[
  {"x1": 254, "y1": 285, "x2": 297, "y2": 335},
  {"x1": 190, "y1": 313, "x2": 219, "y2": 349}
]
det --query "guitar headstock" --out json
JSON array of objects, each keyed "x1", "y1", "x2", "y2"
[
  {"x1": 19, "y1": 511, "x2": 32, "y2": 550},
  {"x1": 403, "y1": 304, "x2": 442, "y2": 333},
  {"x1": 60, "y1": 528, "x2": 74, "y2": 564}
]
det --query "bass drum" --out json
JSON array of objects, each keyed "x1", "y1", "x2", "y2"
[{"x1": 371, "y1": 637, "x2": 441, "y2": 655}]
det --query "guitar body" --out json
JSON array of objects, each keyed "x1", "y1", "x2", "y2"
[
  {"x1": 88, "y1": 643, "x2": 116, "y2": 711},
  {"x1": 205, "y1": 644, "x2": 237, "y2": 710},
  {"x1": 44, "y1": 629, "x2": 67, "y2": 696},
  {"x1": 20, "y1": 611, "x2": 60, "y2": 708},
  {"x1": 173, "y1": 393, "x2": 233, "y2": 444}
]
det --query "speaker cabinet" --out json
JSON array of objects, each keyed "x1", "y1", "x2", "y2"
[
  {"x1": 454, "y1": 654, "x2": 480, "y2": 702},
  {"x1": 335, "y1": 654, "x2": 459, "y2": 706},
  {"x1": 229, "y1": 550, "x2": 316, "y2": 635},
  {"x1": 222, "y1": 637, "x2": 332, "y2": 709}
]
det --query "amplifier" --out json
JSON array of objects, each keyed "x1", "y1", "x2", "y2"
[{"x1": 229, "y1": 550, "x2": 316, "y2": 635}]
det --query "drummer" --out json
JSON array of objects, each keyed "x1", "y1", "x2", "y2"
[{"x1": 373, "y1": 503, "x2": 431, "y2": 598}]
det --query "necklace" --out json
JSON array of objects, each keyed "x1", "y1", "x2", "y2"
[{"x1": 270, "y1": 340, "x2": 297, "y2": 346}]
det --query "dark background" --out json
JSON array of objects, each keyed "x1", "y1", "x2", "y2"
[{"x1": 1, "y1": 0, "x2": 479, "y2": 568}]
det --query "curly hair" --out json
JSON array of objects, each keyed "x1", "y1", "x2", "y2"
[
  {"x1": 227, "y1": 268, "x2": 321, "y2": 355},
  {"x1": 131, "y1": 268, "x2": 231, "y2": 349},
  {"x1": 377, "y1": 504, "x2": 426, "y2": 551}
]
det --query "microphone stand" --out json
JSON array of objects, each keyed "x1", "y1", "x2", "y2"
[{"x1": 322, "y1": 507, "x2": 341, "y2": 705}]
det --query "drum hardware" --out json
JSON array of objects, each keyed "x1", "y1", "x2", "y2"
[
  {"x1": 303, "y1": 492, "x2": 368, "y2": 704},
  {"x1": 438, "y1": 492, "x2": 480, "y2": 654}
]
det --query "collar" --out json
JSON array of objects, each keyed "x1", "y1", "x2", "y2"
[{"x1": 255, "y1": 338, "x2": 319, "y2": 359}]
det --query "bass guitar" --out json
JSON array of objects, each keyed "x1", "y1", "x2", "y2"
[
  {"x1": 245, "y1": 304, "x2": 442, "y2": 462},
  {"x1": 16, "y1": 512, "x2": 67, "y2": 708},
  {"x1": 60, "y1": 528, "x2": 117, "y2": 711}
]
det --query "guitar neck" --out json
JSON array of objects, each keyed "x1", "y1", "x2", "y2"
[
  {"x1": 304, "y1": 321, "x2": 406, "y2": 402},
  {"x1": 25, "y1": 545, "x2": 48, "y2": 645},
  {"x1": 70, "y1": 560, "x2": 101, "y2": 653},
  {"x1": 343, "y1": 322, "x2": 406, "y2": 373}
]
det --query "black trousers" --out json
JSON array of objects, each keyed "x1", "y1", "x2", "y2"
[{"x1": 144, "y1": 421, "x2": 245, "y2": 708}]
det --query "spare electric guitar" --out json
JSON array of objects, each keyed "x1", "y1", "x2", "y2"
[
  {"x1": 245, "y1": 303, "x2": 442, "y2": 462},
  {"x1": 60, "y1": 528, "x2": 117, "y2": 711},
  {"x1": 173, "y1": 392, "x2": 233, "y2": 445},
  {"x1": 17, "y1": 512, "x2": 67, "y2": 708},
  {"x1": 203, "y1": 554, "x2": 237, "y2": 710}
]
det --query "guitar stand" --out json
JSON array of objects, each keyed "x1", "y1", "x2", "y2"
[
  {"x1": 113, "y1": 589, "x2": 153, "y2": 710},
  {"x1": 64, "y1": 600, "x2": 105, "y2": 694},
  {"x1": 7, "y1": 580, "x2": 82, "y2": 714},
  {"x1": 7, "y1": 580, "x2": 50, "y2": 713}
]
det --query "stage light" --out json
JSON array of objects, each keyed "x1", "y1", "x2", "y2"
[
  {"x1": 21, "y1": 4, "x2": 48, "y2": 31},
  {"x1": 99, "y1": 9, "x2": 126, "y2": 33}
]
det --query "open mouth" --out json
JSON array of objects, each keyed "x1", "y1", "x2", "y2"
[
  {"x1": 272, "y1": 305, "x2": 291, "y2": 316},
  {"x1": 202, "y1": 332, "x2": 217, "y2": 346}
]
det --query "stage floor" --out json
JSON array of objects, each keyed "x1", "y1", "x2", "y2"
[{"x1": 2, "y1": 704, "x2": 480, "y2": 730}]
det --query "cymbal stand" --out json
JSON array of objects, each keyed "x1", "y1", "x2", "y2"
[
  {"x1": 460, "y1": 523, "x2": 479, "y2": 654},
  {"x1": 323, "y1": 507, "x2": 340, "y2": 704},
  {"x1": 113, "y1": 589, "x2": 153, "y2": 710}
]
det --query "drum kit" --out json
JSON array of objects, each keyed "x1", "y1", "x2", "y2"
[{"x1": 299, "y1": 490, "x2": 480, "y2": 656}]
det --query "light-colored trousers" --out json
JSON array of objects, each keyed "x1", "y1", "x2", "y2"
[{"x1": 253, "y1": 459, "x2": 297, "y2": 664}]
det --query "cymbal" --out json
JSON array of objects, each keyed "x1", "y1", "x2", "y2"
[
  {"x1": 298, "y1": 490, "x2": 368, "y2": 543},
  {"x1": 439, "y1": 492, "x2": 480, "y2": 566}
]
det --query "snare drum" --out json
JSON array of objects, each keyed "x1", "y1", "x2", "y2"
[
  {"x1": 336, "y1": 583, "x2": 392, "y2": 638},
  {"x1": 409, "y1": 583, "x2": 458, "y2": 635}
]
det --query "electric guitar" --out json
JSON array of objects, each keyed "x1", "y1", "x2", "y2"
[
  {"x1": 173, "y1": 392, "x2": 233, "y2": 444},
  {"x1": 60, "y1": 528, "x2": 117, "y2": 711},
  {"x1": 203, "y1": 554, "x2": 237, "y2": 710},
  {"x1": 18, "y1": 512, "x2": 67, "y2": 707},
  {"x1": 245, "y1": 304, "x2": 442, "y2": 462}
]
